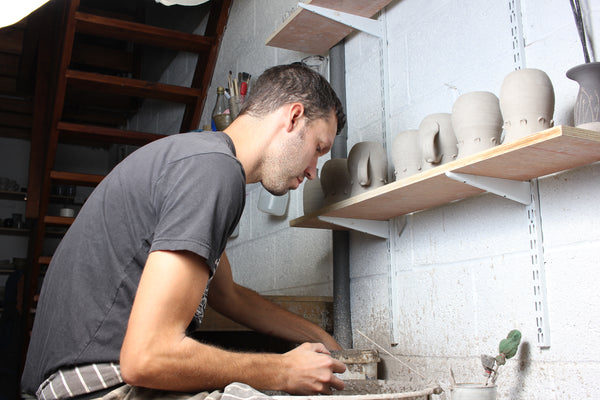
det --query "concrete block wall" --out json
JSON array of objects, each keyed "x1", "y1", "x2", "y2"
[
  {"x1": 344, "y1": 1, "x2": 600, "y2": 399},
  {"x1": 131, "y1": 0, "x2": 600, "y2": 398}
]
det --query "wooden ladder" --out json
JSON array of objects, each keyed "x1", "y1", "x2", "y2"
[{"x1": 22, "y1": 0, "x2": 231, "y2": 356}]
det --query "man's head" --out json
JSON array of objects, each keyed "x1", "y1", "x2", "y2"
[
  {"x1": 239, "y1": 63, "x2": 346, "y2": 135},
  {"x1": 232, "y1": 63, "x2": 346, "y2": 196}
]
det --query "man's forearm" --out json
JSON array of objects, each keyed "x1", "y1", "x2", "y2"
[
  {"x1": 212, "y1": 284, "x2": 342, "y2": 350},
  {"x1": 122, "y1": 336, "x2": 283, "y2": 391},
  {"x1": 122, "y1": 334, "x2": 344, "y2": 394}
]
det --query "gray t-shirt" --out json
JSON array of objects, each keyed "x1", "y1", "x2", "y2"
[{"x1": 22, "y1": 131, "x2": 245, "y2": 393}]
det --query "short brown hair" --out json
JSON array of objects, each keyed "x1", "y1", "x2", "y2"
[{"x1": 239, "y1": 63, "x2": 346, "y2": 134}]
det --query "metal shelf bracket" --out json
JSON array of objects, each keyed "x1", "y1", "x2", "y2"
[
  {"x1": 298, "y1": 3, "x2": 384, "y2": 38},
  {"x1": 445, "y1": 171, "x2": 532, "y2": 205},
  {"x1": 318, "y1": 216, "x2": 389, "y2": 238}
]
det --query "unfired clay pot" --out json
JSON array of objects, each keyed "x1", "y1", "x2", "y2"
[
  {"x1": 347, "y1": 141, "x2": 388, "y2": 196},
  {"x1": 418, "y1": 113, "x2": 458, "y2": 170},
  {"x1": 500, "y1": 68, "x2": 555, "y2": 143},
  {"x1": 451, "y1": 91, "x2": 503, "y2": 158},
  {"x1": 391, "y1": 129, "x2": 422, "y2": 180},
  {"x1": 566, "y1": 62, "x2": 600, "y2": 132},
  {"x1": 320, "y1": 158, "x2": 351, "y2": 206},
  {"x1": 302, "y1": 168, "x2": 324, "y2": 214}
]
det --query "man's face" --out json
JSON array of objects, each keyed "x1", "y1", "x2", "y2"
[{"x1": 261, "y1": 110, "x2": 337, "y2": 196}]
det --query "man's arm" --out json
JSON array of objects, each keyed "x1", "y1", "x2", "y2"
[
  {"x1": 120, "y1": 250, "x2": 345, "y2": 394},
  {"x1": 207, "y1": 252, "x2": 342, "y2": 351}
]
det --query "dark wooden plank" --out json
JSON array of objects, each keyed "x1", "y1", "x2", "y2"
[
  {"x1": 75, "y1": 12, "x2": 214, "y2": 53},
  {"x1": 50, "y1": 170, "x2": 104, "y2": 186},
  {"x1": 66, "y1": 69, "x2": 202, "y2": 103},
  {"x1": 44, "y1": 215, "x2": 75, "y2": 226},
  {"x1": 38, "y1": 256, "x2": 52, "y2": 265},
  {"x1": 58, "y1": 122, "x2": 167, "y2": 146}
]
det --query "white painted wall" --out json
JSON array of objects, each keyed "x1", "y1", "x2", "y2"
[
  {"x1": 343, "y1": 1, "x2": 600, "y2": 399},
  {"x1": 130, "y1": 0, "x2": 600, "y2": 398}
]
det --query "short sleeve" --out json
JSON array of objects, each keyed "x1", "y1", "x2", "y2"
[{"x1": 149, "y1": 152, "x2": 245, "y2": 274}]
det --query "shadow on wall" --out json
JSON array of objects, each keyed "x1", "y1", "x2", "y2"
[{"x1": 509, "y1": 341, "x2": 531, "y2": 398}]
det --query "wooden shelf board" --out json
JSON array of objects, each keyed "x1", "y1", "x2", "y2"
[
  {"x1": 0, "y1": 227, "x2": 30, "y2": 236},
  {"x1": 44, "y1": 216, "x2": 75, "y2": 226},
  {"x1": 66, "y1": 70, "x2": 202, "y2": 104},
  {"x1": 39, "y1": 256, "x2": 52, "y2": 265},
  {"x1": 291, "y1": 126, "x2": 600, "y2": 229},
  {"x1": 265, "y1": 0, "x2": 395, "y2": 54},
  {"x1": 0, "y1": 190, "x2": 27, "y2": 201},
  {"x1": 75, "y1": 12, "x2": 214, "y2": 54},
  {"x1": 50, "y1": 170, "x2": 104, "y2": 186},
  {"x1": 58, "y1": 122, "x2": 167, "y2": 146}
]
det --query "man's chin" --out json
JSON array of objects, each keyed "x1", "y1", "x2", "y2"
[{"x1": 261, "y1": 183, "x2": 290, "y2": 196}]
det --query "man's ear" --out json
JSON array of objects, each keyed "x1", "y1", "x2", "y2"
[{"x1": 286, "y1": 103, "x2": 305, "y2": 132}]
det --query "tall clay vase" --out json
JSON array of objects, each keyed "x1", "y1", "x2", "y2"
[
  {"x1": 566, "y1": 62, "x2": 600, "y2": 132},
  {"x1": 302, "y1": 169, "x2": 324, "y2": 215},
  {"x1": 347, "y1": 141, "x2": 388, "y2": 197},
  {"x1": 418, "y1": 113, "x2": 458, "y2": 170},
  {"x1": 451, "y1": 91, "x2": 503, "y2": 158},
  {"x1": 391, "y1": 129, "x2": 422, "y2": 180},
  {"x1": 320, "y1": 158, "x2": 351, "y2": 206},
  {"x1": 500, "y1": 68, "x2": 555, "y2": 143}
]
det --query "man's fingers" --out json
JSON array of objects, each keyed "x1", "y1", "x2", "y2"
[{"x1": 329, "y1": 375, "x2": 345, "y2": 392}]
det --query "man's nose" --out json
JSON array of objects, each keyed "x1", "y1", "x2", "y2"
[{"x1": 304, "y1": 159, "x2": 318, "y2": 180}]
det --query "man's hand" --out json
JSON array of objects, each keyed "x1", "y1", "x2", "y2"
[{"x1": 280, "y1": 342, "x2": 346, "y2": 395}]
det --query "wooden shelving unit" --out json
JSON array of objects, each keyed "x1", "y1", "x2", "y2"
[
  {"x1": 0, "y1": 227, "x2": 29, "y2": 236},
  {"x1": 290, "y1": 125, "x2": 600, "y2": 231},
  {"x1": 265, "y1": 0, "x2": 394, "y2": 54},
  {"x1": 0, "y1": 189, "x2": 27, "y2": 201}
]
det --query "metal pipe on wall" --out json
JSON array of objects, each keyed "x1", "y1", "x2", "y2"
[{"x1": 329, "y1": 41, "x2": 352, "y2": 349}]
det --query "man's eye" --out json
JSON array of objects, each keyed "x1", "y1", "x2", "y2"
[{"x1": 317, "y1": 146, "x2": 322, "y2": 153}]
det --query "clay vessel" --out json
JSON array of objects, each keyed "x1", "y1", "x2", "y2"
[
  {"x1": 347, "y1": 141, "x2": 388, "y2": 196},
  {"x1": 451, "y1": 383, "x2": 496, "y2": 400},
  {"x1": 500, "y1": 68, "x2": 555, "y2": 143},
  {"x1": 320, "y1": 158, "x2": 351, "y2": 206},
  {"x1": 566, "y1": 62, "x2": 600, "y2": 132},
  {"x1": 302, "y1": 168, "x2": 324, "y2": 214},
  {"x1": 391, "y1": 130, "x2": 422, "y2": 180},
  {"x1": 257, "y1": 188, "x2": 289, "y2": 217},
  {"x1": 418, "y1": 113, "x2": 458, "y2": 170},
  {"x1": 451, "y1": 91, "x2": 503, "y2": 158}
]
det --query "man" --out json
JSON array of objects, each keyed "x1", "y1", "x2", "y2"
[{"x1": 21, "y1": 63, "x2": 348, "y2": 399}]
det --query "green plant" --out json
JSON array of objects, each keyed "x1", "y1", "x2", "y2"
[{"x1": 481, "y1": 329, "x2": 522, "y2": 385}]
